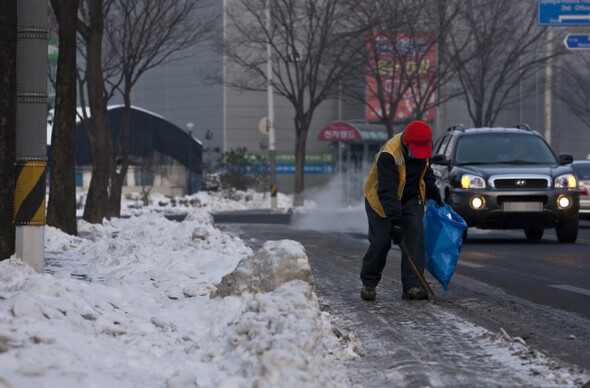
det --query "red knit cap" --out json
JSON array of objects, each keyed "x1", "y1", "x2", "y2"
[{"x1": 402, "y1": 121, "x2": 432, "y2": 159}]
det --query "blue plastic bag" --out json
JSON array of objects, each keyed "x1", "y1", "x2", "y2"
[{"x1": 424, "y1": 199, "x2": 467, "y2": 290}]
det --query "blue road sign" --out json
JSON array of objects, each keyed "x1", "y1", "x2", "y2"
[
  {"x1": 564, "y1": 34, "x2": 590, "y2": 49},
  {"x1": 538, "y1": 0, "x2": 590, "y2": 26}
]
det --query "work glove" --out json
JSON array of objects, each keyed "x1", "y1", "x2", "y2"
[
  {"x1": 389, "y1": 221, "x2": 404, "y2": 245},
  {"x1": 435, "y1": 197, "x2": 444, "y2": 208},
  {"x1": 431, "y1": 193, "x2": 444, "y2": 208}
]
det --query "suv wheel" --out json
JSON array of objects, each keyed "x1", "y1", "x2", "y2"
[
  {"x1": 524, "y1": 227, "x2": 544, "y2": 240},
  {"x1": 556, "y1": 216, "x2": 579, "y2": 243}
]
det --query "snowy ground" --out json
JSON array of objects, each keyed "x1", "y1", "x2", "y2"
[
  {"x1": 1, "y1": 190, "x2": 358, "y2": 387},
  {"x1": 0, "y1": 188, "x2": 588, "y2": 387}
]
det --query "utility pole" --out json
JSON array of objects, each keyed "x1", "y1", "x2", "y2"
[
  {"x1": 266, "y1": 0, "x2": 277, "y2": 210},
  {"x1": 544, "y1": 27, "x2": 553, "y2": 145},
  {"x1": 186, "y1": 122, "x2": 194, "y2": 195},
  {"x1": 14, "y1": 0, "x2": 48, "y2": 272}
]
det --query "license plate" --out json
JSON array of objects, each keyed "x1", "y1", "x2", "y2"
[{"x1": 502, "y1": 201, "x2": 543, "y2": 212}]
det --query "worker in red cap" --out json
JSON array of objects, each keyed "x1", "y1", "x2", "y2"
[{"x1": 360, "y1": 120, "x2": 443, "y2": 301}]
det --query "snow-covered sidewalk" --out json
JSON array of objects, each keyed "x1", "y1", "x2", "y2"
[
  {"x1": 0, "y1": 190, "x2": 588, "y2": 387},
  {"x1": 1, "y1": 191, "x2": 358, "y2": 387},
  {"x1": 225, "y1": 222, "x2": 590, "y2": 388}
]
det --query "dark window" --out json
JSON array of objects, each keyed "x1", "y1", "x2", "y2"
[
  {"x1": 443, "y1": 135, "x2": 455, "y2": 160},
  {"x1": 454, "y1": 133, "x2": 557, "y2": 165},
  {"x1": 435, "y1": 134, "x2": 452, "y2": 156},
  {"x1": 573, "y1": 163, "x2": 590, "y2": 179},
  {"x1": 75, "y1": 171, "x2": 83, "y2": 187}
]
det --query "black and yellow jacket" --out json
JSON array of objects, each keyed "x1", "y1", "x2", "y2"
[{"x1": 363, "y1": 132, "x2": 439, "y2": 221}]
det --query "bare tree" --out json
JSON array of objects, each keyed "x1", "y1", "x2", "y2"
[
  {"x1": 101, "y1": 0, "x2": 217, "y2": 218},
  {"x1": 77, "y1": 0, "x2": 217, "y2": 222},
  {"x1": 0, "y1": 0, "x2": 17, "y2": 260},
  {"x1": 77, "y1": 0, "x2": 114, "y2": 223},
  {"x1": 224, "y1": 0, "x2": 364, "y2": 205},
  {"x1": 47, "y1": 0, "x2": 80, "y2": 236},
  {"x1": 343, "y1": 1, "x2": 462, "y2": 138},
  {"x1": 403, "y1": 0, "x2": 463, "y2": 123},
  {"x1": 352, "y1": 0, "x2": 418, "y2": 137},
  {"x1": 447, "y1": 0, "x2": 565, "y2": 127},
  {"x1": 558, "y1": 51, "x2": 590, "y2": 131}
]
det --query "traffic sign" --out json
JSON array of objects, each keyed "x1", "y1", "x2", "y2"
[
  {"x1": 563, "y1": 34, "x2": 590, "y2": 49},
  {"x1": 538, "y1": 0, "x2": 590, "y2": 26},
  {"x1": 258, "y1": 116, "x2": 269, "y2": 135}
]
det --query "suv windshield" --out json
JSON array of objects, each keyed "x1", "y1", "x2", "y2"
[{"x1": 453, "y1": 133, "x2": 557, "y2": 166}]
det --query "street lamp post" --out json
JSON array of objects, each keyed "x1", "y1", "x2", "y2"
[
  {"x1": 544, "y1": 27, "x2": 553, "y2": 145},
  {"x1": 186, "y1": 122, "x2": 194, "y2": 195},
  {"x1": 266, "y1": 0, "x2": 277, "y2": 210}
]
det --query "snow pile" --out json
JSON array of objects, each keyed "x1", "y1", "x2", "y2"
[
  {"x1": 210, "y1": 280, "x2": 349, "y2": 387},
  {"x1": 212, "y1": 240, "x2": 314, "y2": 297},
  {"x1": 0, "y1": 198, "x2": 356, "y2": 387},
  {"x1": 485, "y1": 327, "x2": 588, "y2": 387},
  {"x1": 118, "y1": 190, "x2": 295, "y2": 216}
]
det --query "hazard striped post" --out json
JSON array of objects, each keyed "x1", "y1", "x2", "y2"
[
  {"x1": 14, "y1": 0, "x2": 48, "y2": 272},
  {"x1": 14, "y1": 161, "x2": 47, "y2": 226}
]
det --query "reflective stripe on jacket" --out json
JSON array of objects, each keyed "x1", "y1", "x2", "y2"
[{"x1": 363, "y1": 133, "x2": 428, "y2": 218}]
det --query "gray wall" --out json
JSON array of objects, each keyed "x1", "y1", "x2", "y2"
[{"x1": 128, "y1": 42, "x2": 224, "y2": 158}]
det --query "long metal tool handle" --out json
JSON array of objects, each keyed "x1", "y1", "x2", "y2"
[{"x1": 399, "y1": 240, "x2": 437, "y2": 302}]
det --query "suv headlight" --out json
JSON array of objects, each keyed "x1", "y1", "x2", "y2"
[
  {"x1": 461, "y1": 174, "x2": 486, "y2": 189},
  {"x1": 554, "y1": 174, "x2": 576, "y2": 189}
]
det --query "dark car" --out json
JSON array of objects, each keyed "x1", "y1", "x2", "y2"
[
  {"x1": 431, "y1": 124, "x2": 580, "y2": 243},
  {"x1": 570, "y1": 160, "x2": 590, "y2": 220}
]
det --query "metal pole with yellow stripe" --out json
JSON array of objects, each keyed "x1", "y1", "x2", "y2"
[
  {"x1": 14, "y1": 0, "x2": 48, "y2": 273},
  {"x1": 14, "y1": 161, "x2": 47, "y2": 226}
]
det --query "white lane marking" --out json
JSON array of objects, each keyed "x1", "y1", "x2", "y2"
[
  {"x1": 458, "y1": 261, "x2": 485, "y2": 269},
  {"x1": 549, "y1": 284, "x2": 590, "y2": 297},
  {"x1": 466, "y1": 227, "x2": 590, "y2": 244}
]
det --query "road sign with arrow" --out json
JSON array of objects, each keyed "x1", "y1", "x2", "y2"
[
  {"x1": 563, "y1": 34, "x2": 590, "y2": 50},
  {"x1": 538, "y1": 0, "x2": 590, "y2": 26}
]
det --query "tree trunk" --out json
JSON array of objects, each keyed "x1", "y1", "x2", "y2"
[
  {"x1": 47, "y1": 0, "x2": 79, "y2": 235},
  {"x1": 293, "y1": 114, "x2": 310, "y2": 207},
  {"x1": 81, "y1": 0, "x2": 113, "y2": 224},
  {"x1": 384, "y1": 112, "x2": 395, "y2": 139},
  {"x1": 83, "y1": 117, "x2": 111, "y2": 223},
  {"x1": 107, "y1": 92, "x2": 132, "y2": 218},
  {"x1": 0, "y1": 0, "x2": 16, "y2": 260}
]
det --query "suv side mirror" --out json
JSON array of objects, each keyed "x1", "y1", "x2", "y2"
[
  {"x1": 431, "y1": 154, "x2": 450, "y2": 166},
  {"x1": 558, "y1": 153, "x2": 573, "y2": 165}
]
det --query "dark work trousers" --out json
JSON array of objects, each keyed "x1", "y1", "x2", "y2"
[{"x1": 360, "y1": 196, "x2": 425, "y2": 291}]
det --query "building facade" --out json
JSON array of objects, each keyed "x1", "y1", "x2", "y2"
[{"x1": 110, "y1": 1, "x2": 590, "y2": 198}]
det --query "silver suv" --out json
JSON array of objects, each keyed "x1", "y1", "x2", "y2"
[{"x1": 431, "y1": 124, "x2": 580, "y2": 243}]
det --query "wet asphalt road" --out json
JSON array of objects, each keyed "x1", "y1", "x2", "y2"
[{"x1": 220, "y1": 219, "x2": 590, "y2": 387}]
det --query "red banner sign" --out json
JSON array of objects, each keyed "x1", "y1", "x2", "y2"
[
  {"x1": 317, "y1": 122, "x2": 362, "y2": 141},
  {"x1": 365, "y1": 32, "x2": 436, "y2": 123}
]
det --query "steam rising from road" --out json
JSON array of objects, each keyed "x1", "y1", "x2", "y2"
[{"x1": 292, "y1": 174, "x2": 366, "y2": 234}]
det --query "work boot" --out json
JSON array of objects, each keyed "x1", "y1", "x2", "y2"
[
  {"x1": 360, "y1": 285, "x2": 376, "y2": 301},
  {"x1": 402, "y1": 286, "x2": 427, "y2": 300}
]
